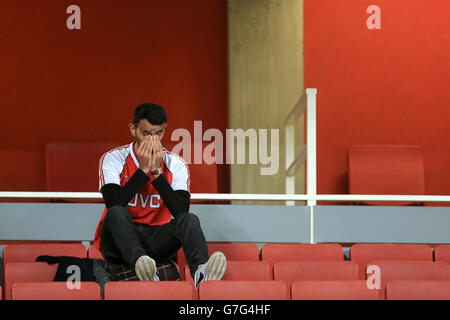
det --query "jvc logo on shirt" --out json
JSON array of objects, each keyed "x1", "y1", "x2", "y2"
[{"x1": 128, "y1": 194, "x2": 161, "y2": 208}]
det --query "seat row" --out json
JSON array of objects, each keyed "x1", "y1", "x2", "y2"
[
  {"x1": 2, "y1": 279, "x2": 450, "y2": 300},
  {"x1": 2, "y1": 260, "x2": 450, "y2": 300},
  {"x1": 3, "y1": 242, "x2": 450, "y2": 278},
  {"x1": 176, "y1": 242, "x2": 450, "y2": 280},
  {"x1": 2, "y1": 242, "x2": 450, "y2": 299}
]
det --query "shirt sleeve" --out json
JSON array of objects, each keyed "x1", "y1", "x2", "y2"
[
  {"x1": 99, "y1": 150, "x2": 151, "y2": 208},
  {"x1": 100, "y1": 170, "x2": 150, "y2": 208},
  {"x1": 99, "y1": 151, "x2": 122, "y2": 190},
  {"x1": 152, "y1": 175, "x2": 190, "y2": 217},
  {"x1": 169, "y1": 157, "x2": 190, "y2": 192}
]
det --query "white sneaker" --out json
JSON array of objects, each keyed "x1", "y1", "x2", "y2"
[
  {"x1": 194, "y1": 251, "x2": 227, "y2": 288},
  {"x1": 134, "y1": 255, "x2": 160, "y2": 281}
]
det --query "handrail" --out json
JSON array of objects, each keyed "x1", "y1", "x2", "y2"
[
  {"x1": 284, "y1": 93, "x2": 307, "y2": 126},
  {"x1": 1, "y1": 191, "x2": 450, "y2": 202},
  {"x1": 284, "y1": 88, "x2": 318, "y2": 206}
]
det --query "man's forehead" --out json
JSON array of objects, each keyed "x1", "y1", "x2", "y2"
[{"x1": 136, "y1": 119, "x2": 166, "y2": 130}]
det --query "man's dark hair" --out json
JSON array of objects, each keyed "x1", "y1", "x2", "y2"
[{"x1": 133, "y1": 103, "x2": 167, "y2": 125}]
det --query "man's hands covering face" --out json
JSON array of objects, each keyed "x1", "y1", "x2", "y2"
[{"x1": 135, "y1": 136, "x2": 163, "y2": 174}]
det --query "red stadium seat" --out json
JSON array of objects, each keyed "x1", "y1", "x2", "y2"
[
  {"x1": 199, "y1": 280, "x2": 287, "y2": 300},
  {"x1": 177, "y1": 242, "x2": 260, "y2": 280},
  {"x1": 207, "y1": 242, "x2": 260, "y2": 261},
  {"x1": 4, "y1": 262, "x2": 58, "y2": 300},
  {"x1": 371, "y1": 261, "x2": 450, "y2": 297},
  {"x1": 386, "y1": 280, "x2": 450, "y2": 300},
  {"x1": 273, "y1": 261, "x2": 359, "y2": 299},
  {"x1": 45, "y1": 142, "x2": 119, "y2": 202},
  {"x1": 348, "y1": 145, "x2": 425, "y2": 206},
  {"x1": 103, "y1": 281, "x2": 194, "y2": 300},
  {"x1": 12, "y1": 282, "x2": 100, "y2": 300},
  {"x1": 261, "y1": 243, "x2": 344, "y2": 268},
  {"x1": 434, "y1": 245, "x2": 450, "y2": 263},
  {"x1": 350, "y1": 243, "x2": 433, "y2": 279},
  {"x1": 291, "y1": 280, "x2": 380, "y2": 300},
  {"x1": 87, "y1": 245, "x2": 104, "y2": 260},
  {"x1": 185, "y1": 261, "x2": 271, "y2": 300},
  {"x1": 188, "y1": 162, "x2": 218, "y2": 199},
  {"x1": 3, "y1": 243, "x2": 87, "y2": 265},
  {"x1": 0, "y1": 148, "x2": 45, "y2": 194},
  {"x1": 2, "y1": 243, "x2": 87, "y2": 299},
  {"x1": 186, "y1": 261, "x2": 271, "y2": 282}
]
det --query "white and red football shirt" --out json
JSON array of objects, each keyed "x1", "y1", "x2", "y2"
[{"x1": 93, "y1": 142, "x2": 190, "y2": 250}]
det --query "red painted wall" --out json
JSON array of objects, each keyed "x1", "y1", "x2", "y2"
[
  {"x1": 304, "y1": 0, "x2": 450, "y2": 196},
  {"x1": 0, "y1": 0, "x2": 229, "y2": 192}
]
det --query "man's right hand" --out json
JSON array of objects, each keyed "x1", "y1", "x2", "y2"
[{"x1": 135, "y1": 136, "x2": 152, "y2": 174}]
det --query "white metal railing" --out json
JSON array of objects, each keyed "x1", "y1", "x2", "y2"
[
  {"x1": 2, "y1": 192, "x2": 450, "y2": 202},
  {"x1": 284, "y1": 88, "x2": 317, "y2": 242},
  {"x1": 284, "y1": 88, "x2": 317, "y2": 207}
]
